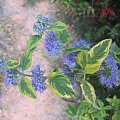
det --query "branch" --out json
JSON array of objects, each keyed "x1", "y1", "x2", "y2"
[{"x1": 16, "y1": 69, "x2": 33, "y2": 77}]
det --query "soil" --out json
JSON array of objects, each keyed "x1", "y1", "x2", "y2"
[{"x1": 0, "y1": 0, "x2": 70, "y2": 120}]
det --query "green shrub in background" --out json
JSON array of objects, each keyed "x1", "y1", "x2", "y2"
[
  {"x1": 66, "y1": 96, "x2": 120, "y2": 120},
  {"x1": 58, "y1": 0, "x2": 120, "y2": 47}
]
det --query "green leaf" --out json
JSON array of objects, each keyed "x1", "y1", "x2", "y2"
[
  {"x1": 110, "y1": 43, "x2": 120, "y2": 65},
  {"x1": 50, "y1": 21, "x2": 67, "y2": 34},
  {"x1": 96, "y1": 27, "x2": 106, "y2": 38},
  {"x1": 112, "y1": 54, "x2": 120, "y2": 65},
  {"x1": 95, "y1": 99, "x2": 104, "y2": 107},
  {"x1": 50, "y1": 21, "x2": 69, "y2": 44},
  {"x1": 104, "y1": 105, "x2": 112, "y2": 110},
  {"x1": 19, "y1": 50, "x2": 32, "y2": 70},
  {"x1": 59, "y1": 30, "x2": 70, "y2": 44},
  {"x1": 76, "y1": 51, "x2": 89, "y2": 70},
  {"x1": 48, "y1": 72, "x2": 75, "y2": 98},
  {"x1": 6, "y1": 60, "x2": 19, "y2": 68},
  {"x1": 80, "y1": 80, "x2": 96, "y2": 104},
  {"x1": 88, "y1": 39, "x2": 111, "y2": 64},
  {"x1": 80, "y1": 114, "x2": 94, "y2": 120},
  {"x1": 65, "y1": 46, "x2": 90, "y2": 54},
  {"x1": 66, "y1": 104, "x2": 77, "y2": 117},
  {"x1": 112, "y1": 110, "x2": 120, "y2": 120},
  {"x1": 111, "y1": 42, "x2": 120, "y2": 55},
  {"x1": 27, "y1": 35, "x2": 42, "y2": 53},
  {"x1": 82, "y1": 114, "x2": 94, "y2": 120},
  {"x1": 92, "y1": 110, "x2": 106, "y2": 120},
  {"x1": 76, "y1": 39, "x2": 112, "y2": 74},
  {"x1": 85, "y1": 39, "x2": 112, "y2": 74},
  {"x1": 79, "y1": 2, "x2": 89, "y2": 10},
  {"x1": 52, "y1": 21, "x2": 67, "y2": 32},
  {"x1": 106, "y1": 98, "x2": 112, "y2": 103},
  {"x1": 106, "y1": 96, "x2": 120, "y2": 110},
  {"x1": 90, "y1": 100, "x2": 107, "y2": 120},
  {"x1": 76, "y1": 100, "x2": 91, "y2": 119},
  {"x1": 18, "y1": 77, "x2": 37, "y2": 99}
]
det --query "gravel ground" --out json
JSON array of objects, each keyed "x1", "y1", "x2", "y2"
[{"x1": 0, "y1": 0, "x2": 70, "y2": 120}]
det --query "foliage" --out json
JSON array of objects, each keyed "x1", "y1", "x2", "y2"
[
  {"x1": 66, "y1": 99, "x2": 112, "y2": 120},
  {"x1": 0, "y1": 15, "x2": 120, "y2": 120},
  {"x1": 80, "y1": 80, "x2": 96, "y2": 104},
  {"x1": 108, "y1": 23, "x2": 120, "y2": 44},
  {"x1": 18, "y1": 77, "x2": 37, "y2": 99},
  {"x1": 49, "y1": 72, "x2": 75, "y2": 97},
  {"x1": 66, "y1": 96, "x2": 120, "y2": 120},
  {"x1": 59, "y1": 0, "x2": 120, "y2": 47},
  {"x1": 76, "y1": 39, "x2": 111, "y2": 74}
]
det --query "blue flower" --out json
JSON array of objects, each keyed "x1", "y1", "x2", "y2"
[
  {"x1": 65, "y1": 75, "x2": 78, "y2": 89},
  {"x1": 4, "y1": 69, "x2": 17, "y2": 85},
  {"x1": 62, "y1": 66, "x2": 71, "y2": 74},
  {"x1": 62, "y1": 39, "x2": 91, "y2": 69},
  {"x1": 63, "y1": 53, "x2": 77, "y2": 69},
  {"x1": 70, "y1": 80, "x2": 77, "y2": 89},
  {"x1": 99, "y1": 54, "x2": 119, "y2": 89},
  {"x1": 0, "y1": 58, "x2": 5, "y2": 71},
  {"x1": 69, "y1": 76, "x2": 78, "y2": 89},
  {"x1": 70, "y1": 39, "x2": 91, "y2": 47},
  {"x1": 33, "y1": 14, "x2": 53, "y2": 35},
  {"x1": 32, "y1": 65, "x2": 46, "y2": 93},
  {"x1": 44, "y1": 31, "x2": 63, "y2": 56}
]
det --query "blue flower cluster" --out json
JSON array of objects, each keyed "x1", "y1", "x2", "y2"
[
  {"x1": 32, "y1": 65, "x2": 46, "y2": 93},
  {"x1": 63, "y1": 39, "x2": 91, "y2": 69},
  {"x1": 63, "y1": 53, "x2": 77, "y2": 69},
  {"x1": 44, "y1": 31, "x2": 63, "y2": 56},
  {"x1": 0, "y1": 58, "x2": 5, "y2": 71},
  {"x1": 4, "y1": 69, "x2": 17, "y2": 85},
  {"x1": 99, "y1": 54, "x2": 119, "y2": 89},
  {"x1": 69, "y1": 76, "x2": 78, "y2": 89},
  {"x1": 70, "y1": 39, "x2": 91, "y2": 47},
  {"x1": 71, "y1": 80, "x2": 77, "y2": 89},
  {"x1": 33, "y1": 14, "x2": 53, "y2": 35}
]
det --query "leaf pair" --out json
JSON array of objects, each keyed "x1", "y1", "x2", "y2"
[
  {"x1": 19, "y1": 35, "x2": 42, "y2": 70},
  {"x1": 76, "y1": 39, "x2": 112, "y2": 74},
  {"x1": 67, "y1": 99, "x2": 108, "y2": 120},
  {"x1": 18, "y1": 35, "x2": 42, "y2": 98},
  {"x1": 78, "y1": 39, "x2": 112, "y2": 104}
]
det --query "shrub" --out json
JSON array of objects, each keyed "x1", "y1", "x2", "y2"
[{"x1": 0, "y1": 15, "x2": 120, "y2": 120}]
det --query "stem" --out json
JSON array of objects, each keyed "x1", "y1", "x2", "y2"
[
  {"x1": 64, "y1": 72, "x2": 83, "y2": 76},
  {"x1": 16, "y1": 69, "x2": 33, "y2": 77},
  {"x1": 76, "y1": 81, "x2": 84, "y2": 102},
  {"x1": 62, "y1": 81, "x2": 83, "y2": 104},
  {"x1": 62, "y1": 95, "x2": 81, "y2": 103},
  {"x1": 62, "y1": 98, "x2": 76, "y2": 103},
  {"x1": 83, "y1": 74, "x2": 86, "y2": 79},
  {"x1": 65, "y1": 69, "x2": 108, "y2": 77}
]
